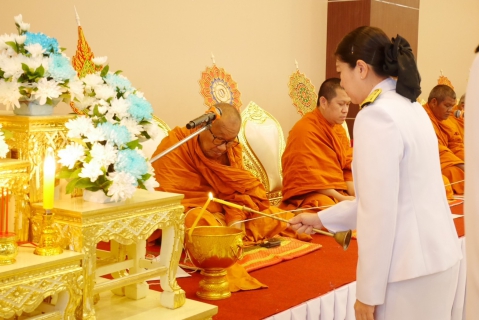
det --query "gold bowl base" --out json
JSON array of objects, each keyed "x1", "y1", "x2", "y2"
[
  {"x1": 196, "y1": 269, "x2": 231, "y2": 300},
  {"x1": 0, "y1": 232, "x2": 18, "y2": 265}
]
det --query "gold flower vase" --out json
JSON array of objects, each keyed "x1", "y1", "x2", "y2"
[
  {"x1": 185, "y1": 226, "x2": 244, "y2": 300},
  {"x1": 0, "y1": 232, "x2": 18, "y2": 265}
]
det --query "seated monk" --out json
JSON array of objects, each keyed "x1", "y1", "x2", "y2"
[
  {"x1": 151, "y1": 102, "x2": 308, "y2": 245},
  {"x1": 423, "y1": 85, "x2": 464, "y2": 195},
  {"x1": 280, "y1": 78, "x2": 354, "y2": 213},
  {"x1": 450, "y1": 93, "x2": 465, "y2": 139}
]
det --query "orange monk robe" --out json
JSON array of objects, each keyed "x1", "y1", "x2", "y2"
[
  {"x1": 280, "y1": 108, "x2": 353, "y2": 211},
  {"x1": 450, "y1": 105, "x2": 465, "y2": 139},
  {"x1": 423, "y1": 103, "x2": 464, "y2": 194},
  {"x1": 152, "y1": 126, "x2": 307, "y2": 244}
]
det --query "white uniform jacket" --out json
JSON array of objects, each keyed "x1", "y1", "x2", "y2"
[{"x1": 319, "y1": 78, "x2": 462, "y2": 306}]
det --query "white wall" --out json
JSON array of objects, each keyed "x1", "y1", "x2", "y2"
[
  {"x1": 418, "y1": 0, "x2": 479, "y2": 99},
  {"x1": 0, "y1": 1, "x2": 327, "y2": 135}
]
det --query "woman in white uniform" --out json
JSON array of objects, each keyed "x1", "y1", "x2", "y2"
[{"x1": 289, "y1": 26, "x2": 462, "y2": 320}]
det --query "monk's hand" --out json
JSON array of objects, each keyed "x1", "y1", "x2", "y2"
[
  {"x1": 354, "y1": 300, "x2": 375, "y2": 320},
  {"x1": 288, "y1": 213, "x2": 323, "y2": 234},
  {"x1": 341, "y1": 195, "x2": 355, "y2": 201}
]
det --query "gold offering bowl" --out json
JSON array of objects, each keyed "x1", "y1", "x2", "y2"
[
  {"x1": 0, "y1": 233, "x2": 18, "y2": 265},
  {"x1": 185, "y1": 226, "x2": 244, "y2": 300}
]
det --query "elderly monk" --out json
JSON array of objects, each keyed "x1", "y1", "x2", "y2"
[
  {"x1": 280, "y1": 78, "x2": 354, "y2": 213},
  {"x1": 423, "y1": 85, "x2": 464, "y2": 195},
  {"x1": 152, "y1": 103, "x2": 307, "y2": 244},
  {"x1": 451, "y1": 94, "x2": 465, "y2": 139}
]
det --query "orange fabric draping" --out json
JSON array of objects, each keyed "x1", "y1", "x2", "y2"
[
  {"x1": 424, "y1": 103, "x2": 464, "y2": 194},
  {"x1": 280, "y1": 108, "x2": 352, "y2": 210}
]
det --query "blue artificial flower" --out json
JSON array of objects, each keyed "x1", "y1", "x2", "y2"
[
  {"x1": 105, "y1": 73, "x2": 132, "y2": 92},
  {"x1": 115, "y1": 149, "x2": 148, "y2": 180},
  {"x1": 98, "y1": 122, "x2": 131, "y2": 147},
  {"x1": 127, "y1": 94, "x2": 153, "y2": 122},
  {"x1": 24, "y1": 32, "x2": 59, "y2": 54},
  {"x1": 49, "y1": 54, "x2": 76, "y2": 81}
]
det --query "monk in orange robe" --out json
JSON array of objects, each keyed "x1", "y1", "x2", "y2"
[
  {"x1": 152, "y1": 103, "x2": 306, "y2": 242},
  {"x1": 450, "y1": 94, "x2": 465, "y2": 139},
  {"x1": 280, "y1": 78, "x2": 354, "y2": 212},
  {"x1": 423, "y1": 85, "x2": 464, "y2": 195}
]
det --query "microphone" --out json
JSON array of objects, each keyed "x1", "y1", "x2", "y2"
[
  {"x1": 454, "y1": 110, "x2": 464, "y2": 119},
  {"x1": 186, "y1": 107, "x2": 222, "y2": 129}
]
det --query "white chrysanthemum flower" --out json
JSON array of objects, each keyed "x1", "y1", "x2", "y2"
[
  {"x1": 135, "y1": 91, "x2": 144, "y2": 98},
  {"x1": 19, "y1": 22, "x2": 30, "y2": 32},
  {"x1": 15, "y1": 35, "x2": 26, "y2": 45},
  {"x1": 57, "y1": 143, "x2": 85, "y2": 169},
  {"x1": 0, "y1": 55, "x2": 23, "y2": 80},
  {"x1": 92, "y1": 56, "x2": 107, "y2": 65},
  {"x1": 24, "y1": 44, "x2": 45, "y2": 58},
  {"x1": 84, "y1": 126, "x2": 106, "y2": 143},
  {"x1": 96, "y1": 99, "x2": 110, "y2": 115},
  {"x1": 120, "y1": 117, "x2": 143, "y2": 139},
  {"x1": 0, "y1": 80, "x2": 21, "y2": 110},
  {"x1": 74, "y1": 96, "x2": 96, "y2": 111},
  {"x1": 107, "y1": 171, "x2": 137, "y2": 202},
  {"x1": 110, "y1": 97, "x2": 130, "y2": 119},
  {"x1": 94, "y1": 84, "x2": 115, "y2": 101},
  {"x1": 68, "y1": 78, "x2": 85, "y2": 101},
  {"x1": 90, "y1": 142, "x2": 117, "y2": 168},
  {"x1": 33, "y1": 78, "x2": 63, "y2": 105},
  {"x1": 65, "y1": 116, "x2": 94, "y2": 139},
  {"x1": 144, "y1": 122, "x2": 160, "y2": 140},
  {"x1": 13, "y1": 14, "x2": 23, "y2": 25},
  {"x1": 79, "y1": 160, "x2": 103, "y2": 182},
  {"x1": 143, "y1": 176, "x2": 159, "y2": 192},
  {"x1": 83, "y1": 74, "x2": 104, "y2": 90}
]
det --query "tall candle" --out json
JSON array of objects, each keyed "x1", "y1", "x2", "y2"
[
  {"x1": 188, "y1": 192, "x2": 213, "y2": 239},
  {"x1": 43, "y1": 147, "x2": 56, "y2": 210}
]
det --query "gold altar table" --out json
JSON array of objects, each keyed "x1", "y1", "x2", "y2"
[
  {"x1": 0, "y1": 247, "x2": 83, "y2": 320},
  {"x1": 32, "y1": 189, "x2": 186, "y2": 320}
]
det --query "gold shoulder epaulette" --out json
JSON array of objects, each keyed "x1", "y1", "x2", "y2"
[{"x1": 360, "y1": 88, "x2": 382, "y2": 109}]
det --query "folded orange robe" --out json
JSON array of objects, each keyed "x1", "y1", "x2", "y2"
[
  {"x1": 280, "y1": 108, "x2": 353, "y2": 211},
  {"x1": 423, "y1": 103, "x2": 464, "y2": 194}
]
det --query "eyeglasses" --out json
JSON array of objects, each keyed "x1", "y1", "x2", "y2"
[{"x1": 209, "y1": 128, "x2": 239, "y2": 148}]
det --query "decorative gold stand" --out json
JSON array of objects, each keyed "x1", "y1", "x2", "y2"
[
  {"x1": 197, "y1": 269, "x2": 231, "y2": 300},
  {"x1": 34, "y1": 210, "x2": 63, "y2": 256},
  {"x1": 0, "y1": 233, "x2": 18, "y2": 265}
]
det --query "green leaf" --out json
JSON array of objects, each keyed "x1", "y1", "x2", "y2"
[
  {"x1": 65, "y1": 177, "x2": 81, "y2": 194},
  {"x1": 141, "y1": 173, "x2": 151, "y2": 181},
  {"x1": 75, "y1": 178, "x2": 97, "y2": 189},
  {"x1": 137, "y1": 180, "x2": 146, "y2": 190},
  {"x1": 126, "y1": 139, "x2": 140, "y2": 150},
  {"x1": 100, "y1": 65, "x2": 109, "y2": 77},
  {"x1": 141, "y1": 131, "x2": 151, "y2": 140},
  {"x1": 70, "y1": 138, "x2": 87, "y2": 147},
  {"x1": 114, "y1": 70, "x2": 123, "y2": 75},
  {"x1": 0, "y1": 69, "x2": 4, "y2": 78},
  {"x1": 5, "y1": 41, "x2": 18, "y2": 53},
  {"x1": 35, "y1": 64, "x2": 45, "y2": 77},
  {"x1": 21, "y1": 63, "x2": 30, "y2": 73},
  {"x1": 58, "y1": 167, "x2": 76, "y2": 179},
  {"x1": 60, "y1": 47, "x2": 67, "y2": 52},
  {"x1": 93, "y1": 105, "x2": 102, "y2": 117}
]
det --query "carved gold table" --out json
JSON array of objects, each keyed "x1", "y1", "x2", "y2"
[
  {"x1": 0, "y1": 246, "x2": 83, "y2": 319},
  {"x1": 0, "y1": 159, "x2": 30, "y2": 241},
  {"x1": 32, "y1": 189, "x2": 185, "y2": 320}
]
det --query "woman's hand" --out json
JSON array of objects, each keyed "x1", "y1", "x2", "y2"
[
  {"x1": 354, "y1": 300, "x2": 375, "y2": 320},
  {"x1": 288, "y1": 213, "x2": 324, "y2": 234}
]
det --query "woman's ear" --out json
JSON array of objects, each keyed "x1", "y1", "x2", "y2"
[{"x1": 356, "y1": 60, "x2": 369, "y2": 79}]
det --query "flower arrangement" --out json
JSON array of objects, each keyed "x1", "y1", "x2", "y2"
[
  {"x1": 0, "y1": 14, "x2": 84, "y2": 110},
  {"x1": 57, "y1": 59, "x2": 160, "y2": 202}
]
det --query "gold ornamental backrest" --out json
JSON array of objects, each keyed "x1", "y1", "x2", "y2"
[
  {"x1": 141, "y1": 115, "x2": 171, "y2": 159},
  {"x1": 239, "y1": 102, "x2": 285, "y2": 206}
]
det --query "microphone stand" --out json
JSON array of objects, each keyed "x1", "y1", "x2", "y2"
[{"x1": 149, "y1": 124, "x2": 210, "y2": 164}]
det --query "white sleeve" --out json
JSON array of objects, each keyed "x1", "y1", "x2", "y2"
[
  {"x1": 353, "y1": 106, "x2": 403, "y2": 306},
  {"x1": 318, "y1": 198, "x2": 358, "y2": 232}
]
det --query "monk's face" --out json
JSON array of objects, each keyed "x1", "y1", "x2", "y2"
[
  {"x1": 320, "y1": 88, "x2": 351, "y2": 125},
  {"x1": 199, "y1": 118, "x2": 240, "y2": 159},
  {"x1": 430, "y1": 96, "x2": 456, "y2": 120},
  {"x1": 458, "y1": 95, "x2": 465, "y2": 110}
]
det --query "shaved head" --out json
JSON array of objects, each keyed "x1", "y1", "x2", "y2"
[{"x1": 428, "y1": 85, "x2": 456, "y2": 103}]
